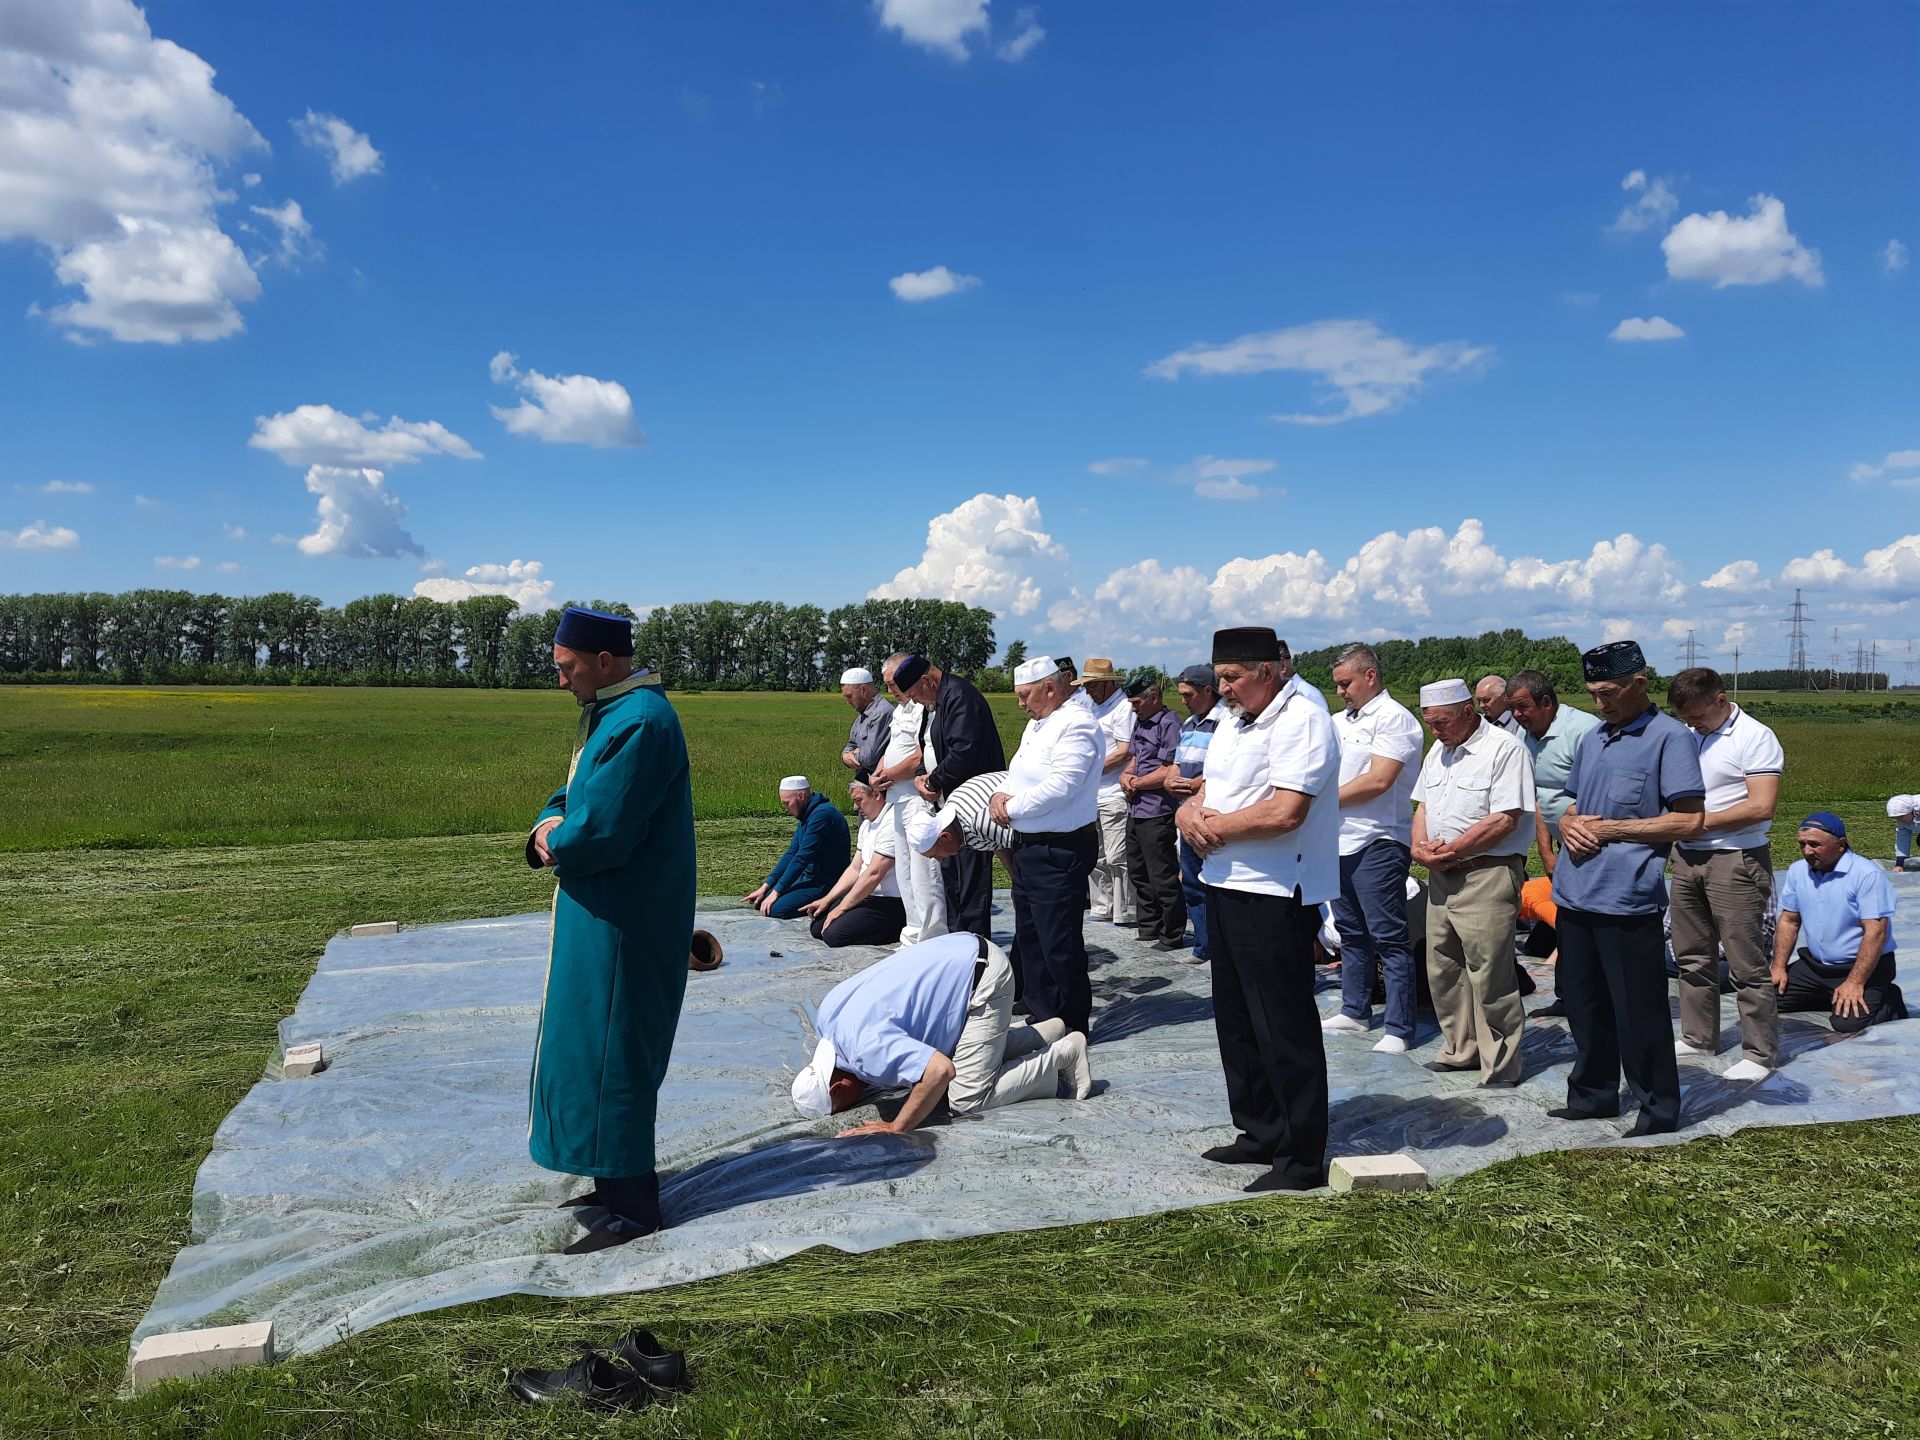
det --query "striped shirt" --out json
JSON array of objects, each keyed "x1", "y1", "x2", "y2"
[
  {"x1": 933, "y1": 770, "x2": 1016, "y2": 852},
  {"x1": 1176, "y1": 708, "x2": 1219, "y2": 779}
]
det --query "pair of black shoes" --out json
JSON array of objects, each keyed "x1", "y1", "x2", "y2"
[{"x1": 507, "y1": 1328, "x2": 689, "y2": 1411}]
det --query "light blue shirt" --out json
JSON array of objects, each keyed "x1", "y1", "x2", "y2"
[
  {"x1": 1779, "y1": 849, "x2": 1898, "y2": 965},
  {"x1": 816, "y1": 932, "x2": 979, "y2": 1088},
  {"x1": 1550, "y1": 706, "x2": 1705, "y2": 917},
  {"x1": 1524, "y1": 703, "x2": 1600, "y2": 838}
]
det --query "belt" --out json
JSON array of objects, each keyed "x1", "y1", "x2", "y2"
[
  {"x1": 1798, "y1": 948, "x2": 1894, "y2": 971},
  {"x1": 972, "y1": 933, "x2": 992, "y2": 991},
  {"x1": 1012, "y1": 823, "x2": 1096, "y2": 846},
  {"x1": 1448, "y1": 853, "x2": 1524, "y2": 873}
]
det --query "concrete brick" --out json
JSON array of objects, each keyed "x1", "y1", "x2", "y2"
[
  {"x1": 283, "y1": 1042, "x2": 326, "y2": 1078},
  {"x1": 131, "y1": 1322, "x2": 275, "y2": 1392},
  {"x1": 1329, "y1": 1153, "x2": 1429, "y2": 1193},
  {"x1": 349, "y1": 921, "x2": 399, "y2": 937}
]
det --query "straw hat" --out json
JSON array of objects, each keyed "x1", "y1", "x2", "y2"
[
  {"x1": 1076, "y1": 657, "x2": 1122, "y2": 685},
  {"x1": 689, "y1": 929, "x2": 723, "y2": 972}
]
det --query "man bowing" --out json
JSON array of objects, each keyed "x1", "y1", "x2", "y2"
[{"x1": 527, "y1": 607, "x2": 696, "y2": 1253}]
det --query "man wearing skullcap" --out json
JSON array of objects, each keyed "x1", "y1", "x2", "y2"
[
  {"x1": 869, "y1": 652, "x2": 949, "y2": 945},
  {"x1": 1773, "y1": 813, "x2": 1907, "y2": 1032},
  {"x1": 1549, "y1": 640, "x2": 1705, "y2": 1136},
  {"x1": 839, "y1": 667, "x2": 893, "y2": 776},
  {"x1": 743, "y1": 776, "x2": 850, "y2": 919},
  {"x1": 905, "y1": 770, "x2": 1017, "y2": 863},
  {"x1": 896, "y1": 654, "x2": 1007, "y2": 939},
  {"x1": 525, "y1": 607, "x2": 694, "y2": 1251},
  {"x1": 1119, "y1": 672, "x2": 1187, "y2": 948},
  {"x1": 990, "y1": 657, "x2": 1104, "y2": 1032},
  {"x1": 1164, "y1": 664, "x2": 1222, "y2": 962},
  {"x1": 1177, "y1": 627, "x2": 1341, "y2": 1192},
  {"x1": 1888, "y1": 795, "x2": 1919, "y2": 872},
  {"x1": 1408, "y1": 678, "x2": 1536, "y2": 1087}
]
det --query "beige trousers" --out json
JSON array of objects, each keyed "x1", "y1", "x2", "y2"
[
  {"x1": 1087, "y1": 789, "x2": 1136, "y2": 924},
  {"x1": 948, "y1": 943, "x2": 1071, "y2": 1114},
  {"x1": 1426, "y1": 856, "x2": 1526, "y2": 1084},
  {"x1": 1669, "y1": 845, "x2": 1778, "y2": 1066}
]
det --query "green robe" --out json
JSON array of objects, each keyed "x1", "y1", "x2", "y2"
[{"x1": 526, "y1": 672, "x2": 695, "y2": 1179}]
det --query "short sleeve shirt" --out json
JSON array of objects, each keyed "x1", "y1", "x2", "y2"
[
  {"x1": 856, "y1": 815, "x2": 901, "y2": 897},
  {"x1": 1176, "y1": 709, "x2": 1219, "y2": 779},
  {"x1": 1549, "y1": 707, "x2": 1706, "y2": 916},
  {"x1": 1126, "y1": 706, "x2": 1183, "y2": 819},
  {"x1": 934, "y1": 771, "x2": 1016, "y2": 852},
  {"x1": 816, "y1": 933, "x2": 979, "y2": 1087},
  {"x1": 1091, "y1": 689, "x2": 1136, "y2": 796},
  {"x1": 1689, "y1": 704, "x2": 1784, "y2": 852},
  {"x1": 1335, "y1": 690, "x2": 1423, "y2": 855},
  {"x1": 1409, "y1": 718, "x2": 1536, "y2": 859},
  {"x1": 1524, "y1": 705, "x2": 1600, "y2": 839},
  {"x1": 1200, "y1": 675, "x2": 1342, "y2": 904},
  {"x1": 847, "y1": 696, "x2": 894, "y2": 773},
  {"x1": 1779, "y1": 850, "x2": 1897, "y2": 965}
]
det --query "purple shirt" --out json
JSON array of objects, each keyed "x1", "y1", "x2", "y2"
[{"x1": 1126, "y1": 705, "x2": 1183, "y2": 818}]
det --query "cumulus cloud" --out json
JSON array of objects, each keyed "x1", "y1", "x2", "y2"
[
  {"x1": 215, "y1": 560, "x2": 244, "y2": 574},
  {"x1": 1195, "y1": 477, "x2": 1262, "y2": 501},
  {"x1": 873, "y1": 0, "x2": 989, "y2": 60},
  {"x1": 412, "y1": 557, "x2": 556, "y2": 611},
  {"x1": 0, "y1": 0, "x2": 266, "y2": 342},
  {"x1": 155, "y1": 553, "x2": 200, "y2": 570},
  {"x1": 1885, "y1": 240, "x2": 1910, "y2": 275},
  {"x1": 40, "y1": 480, "x2": 93, "y2": 494},
  {"x1": 1782, "y1": 535, "x2": 1920, "y2": 592},
  {"x1": 1609, "y1": 170, "x2": 1679, "y2": 234},
  {"x1": 1175, "y1": 455, "x2": 1276, "y2": 501},
  {"x1": 870, "y1": 492, "x2": 1068, "y2": 616},
  {"x1": 293, "y1": 110, "x2": 382, "y2": 184},
  {"x1": 1145, "y1": 318, "x2": 1490, "y2": 425},
  {"x1": 996, "y1": 7, "x2": 1045, "y2": 61},
  {"x1": 1048, "y1": 559, "x2": 1211, "y2": 645},
  {"x1": 888, "y1": 265, "x2": 982, "y2": 302},
  {"x1": 296, "y1": 465, "x2": 421, "y2": 558},
  {"x1": 1087, "y1": 457, "x2": 1147, "y2": 475},
  {"x1": 248, "y1": 198, "x2": 320, "y2": 266},
  {"x1": 1850, "y1": 449, "x2": 1920, "y2": 484},
  {"x1": 1702, "y1": 559, "x2": 1764, "y2": 591},
  {"x1": 249, "y1": 404, "x2": 482, "y2": 468},
  {"x1": 0, "y1": 520, "x2": 79, "y2": 550},
  {"x1": 1609, "y1": 315, "x2": 1685, "y2": 342},
  {"x1": 488, "y1": 352, "x2": 646, "y2": 448},
  {"x1": 1662, "y1": 194, "x2": 1823, "y2": 288}
]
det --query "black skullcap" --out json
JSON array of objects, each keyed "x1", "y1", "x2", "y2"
[
  {"x1": 1211, "y1": 627, "x2": 1281, "y2": 664},
  {"x1": 554, "y1": 607, "x2": 634, "y2": 657},
  {"x1": 1582, "y1": 640, "x2": 1646, "y2": 681},
  {"x1": 893, "y1": 654, "x2": 930, "y2": 689}
]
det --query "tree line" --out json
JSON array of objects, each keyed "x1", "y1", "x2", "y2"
[
  {"x1": 0, "y1": 591, "x2": 996, "y2": 690},
  {"x1": 1292, "y1": 630, "x2": 1600, "y2": 695}
]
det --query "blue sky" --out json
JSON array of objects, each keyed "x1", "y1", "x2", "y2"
[{"x1": 1, "y1": 0, "x2": 1915, "y2": 669}]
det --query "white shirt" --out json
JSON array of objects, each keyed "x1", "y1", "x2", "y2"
[
  {"x1": 1690, "y1": 704, "x2": 1784, "y2": 852},
  {"x1": 1089, "y1": 688, "x2": 1136, "y2": 795},
  {"x1": 1200, "y1": 675, "x2": 1342, "y2": 903},
  {"x1": 880, "y1": 699, "x2": 925, "y2": 808},
  {"x1": 856, "y1": 815, "x2": 902, "y2": 897},
  {"x1": 1334, "y1": 690, "x2": 1423, "y2": 855},
  {"x1": 1284, "y1": 672, "x2": 1330, "y2": 710},
  {"x1": 1003, "y1": 700, "x2": 1102, "y2": 833},
  {"x1": 1410, "y1": 718, "x2": 1536, "y2": 859}
]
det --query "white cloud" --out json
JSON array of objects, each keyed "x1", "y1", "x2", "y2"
[
  {"x1": 296, "y1": 465, "x2": 421, "y2": 558},
  {"x1": 1194, "y1": 477, "x2": 1263, "y2": 501},
  {"x1": 1662, "y1": 194, "x2": 1823, "y2": 288},
  {"x1": 888, "y1": 265, "x2": 982, "y2": 302},
  {"x1": 1850, "y1": 449, "x2": 1920, "y2": 483},
  {"x1": 155, "y1": 553, "x2": 200, "y2": 570},
  {"x1": 134, "y1": 493, "x2": 164, "y2": 508},
  {"x1": 0, "y1": 520, "x2": 79, "y2": 550},
  {"x1": 40, "y1": 480, "x2": 93, "y2": 494},
  {"x1": 215, "y1": 560, "x2": 244, "y2": 573},
  {"x1": 0, "y1": 0, "x2": 267, "y2": 342},
  {"x1": 1048, "y1": 559, "x2": 1211, "y2": 644},
  {"x1": 1145, "y1": 318, "x2": 1489, "y2": 425},
  {"x1": 1175, "y1": 455, "x2": 1276, "y2": 501},
  {"x1": 1609, "y1": 315, "x2": 1685, "y2": 342},
  {"x1": 870, "y1": 492, "x2": 1068, "y2": 616},
  {"x1": 293, "y1": 110, "x2": 381, "y2": 184},
  {"x1": 222, "y1": 523, "x2": 248, "y2": 540},
  {"x1": 1087, "y1": 457, "x2": 1147, "y2": 475},
  {"x1": 249, "y1": 404, "x2": 482, "y2": 468},
  {"x1": 1702, "y1": 559, "x2": 1764, "y2": 591},
  {"x1": 1781, "y1": 535, "x2": 1920, "y2": 592},
  {"x1": 248, "y1": 198, "x2": 320, "y2": 266},
  {"x1": 996, "y1": 7, "x2": 1045, "y2": 61},
  {"x1": 747, "y1": 80, "x2": 785, "y2": 116},
  {"x1": 241, "y1": 172, "x2": 261, "y2": 188},
  {"x1": 873, "y1": 0, "x2": 989, "y2": 60},
  {"x1": 488, "y1": 352, "x2": 645, "y2": 448},
  {"x1": 1609, "y1": 169, "x2": 1678, "y2": 234},
  {"x1": 413, "y1": 557, "x2": 555, "y2": 611},
  {"x1": 1885, "y1": 240, "x2": 1910, "y2": 275}
]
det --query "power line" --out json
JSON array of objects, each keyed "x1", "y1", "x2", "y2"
[
  {"x1": 1781, "y1": 588, "x2": 1811, "y2": 680},
  {"x1": 1675, "y1": 628, "x2": 1699, "y2": 669}
]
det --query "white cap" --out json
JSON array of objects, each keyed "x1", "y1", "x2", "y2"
[
  {"x1": 790, "y1": 1035, "x2": 838, "y2": 1117},
  {"x1": 905, "y1": 805, "x2": 952, "y2": 854},
  {"x1": 1889, "y1": 795, "x2": 1920, "y2": 818},
  {"x1": 840, "y1": 667, "x2": 874, "y2": 685},
  {"x1": 1419, "y1": 679, "x2": 1472, "y2": 707},
  {"x1": 778, "y1": 774, "x2": 809, "y2": 792},
  {"x1": 1013, "y1": 656, "x2": 1059, "y2": 686}
]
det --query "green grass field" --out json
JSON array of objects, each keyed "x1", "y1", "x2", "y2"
[{"x1": 2, "y1": 684, "x2": 1918, "y2": 1438}]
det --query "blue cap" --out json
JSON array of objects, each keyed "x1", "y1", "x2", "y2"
[
  {"x1": 554, "y1": 606, "x2": 634, "y2": 657},
  {"x1": 1178, "y1": 664, "x2": 1216, "y2": 688},
  {"x1": 1798, "y1": 811, "x2": 1847, "y2": 839}
]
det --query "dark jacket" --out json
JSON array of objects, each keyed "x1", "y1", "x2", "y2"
[{"x1": 922, "y1": 672, "x2": 1006, "y2": 800}]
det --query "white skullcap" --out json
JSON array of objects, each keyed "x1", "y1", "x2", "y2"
[
  {"x1": 1890, "y1": 795, "x2": 1920, "y2": 818},
  {"x1": 790, "y1": 1036, "x2": 838, "y2": 1118},
  {"x1": 1419, "y1": 679, "x2": 1472, "y2": 707},
  {"x1": 778, "y1": 774, "x2": 810, "y2": 792},
  {"x1": 840, "y1": 667, "x2": 874, "y2": 685},
  {"x1": 1013, "y1": 656, "x2": 1060, "y2": 686},
  {"x1": 905, "y1": 805, "x2": 951, "y2": 855}
]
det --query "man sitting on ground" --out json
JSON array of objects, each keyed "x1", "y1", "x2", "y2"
[
  {"x1": 744, "y1": 776, "x2": 850, "y2": 919},
  {"x1": 790, "y1": 932, "x2": 1093, "y2": 1134},
  {"x1": 801, "y1": 778, "x2": 907, "y2": 948},
  {"x1": 1773, "y1": 813, "x2": 1907, "y2": 1034},
  {"x1": 1889, "y1": 794, "x2": 1918, "y2": 873}
]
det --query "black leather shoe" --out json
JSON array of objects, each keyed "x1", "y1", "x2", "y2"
[
  {"x1": 1425, "y1": 1059, "x2": 1479, "y2": 1073},
  {"x1": 1153, "y1": 937, "x2": 1185, "y2": 952},
  {"x1": 1200, "y1": 1143, "x2": 1267, "y2": 1165},
  {"x1": 613, "y1": 1328, "x2": 690, "y2": 1392},
  {"x1": 1244, "y1": 1167, "x2": 1326, "y2": 1193},
  {"x1": 507, "y1": 1353, "x2": 654, "y2": 1411},
  {"x1": 1531, "y1": 999, "x2": 1567, "y2": 1018},
  {"x1": 558, "y1": 1189, "x2": 600, "y2": 1208},
  {"x1": 1546, "y1": 1105, "x2": 1618, "y2": 1121},
  {"x1": 1624, "y1": 1114, "x2": 1677, "y2": 1138}
]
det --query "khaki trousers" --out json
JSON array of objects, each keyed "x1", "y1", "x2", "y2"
[
  {"x1": 948, "y1": 943, "x2": 1069, "y2": 1114},
  {"x1": 1669, "y1": 845, "x2": 1778, "y2": 1066},
  {"x1": 1087, "y1": 789, "x2": 1137, "y2": 924},
  {"x1": 1426, "y1": 856, "x2": 1526, "y2": 1084}
]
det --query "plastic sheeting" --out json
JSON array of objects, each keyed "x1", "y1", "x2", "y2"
[{"x1": 135, "y1": 875, "x2": 1920, "y2": 1359}]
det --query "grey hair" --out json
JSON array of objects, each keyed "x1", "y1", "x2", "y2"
[
  {"x1": 880, "y1": 651, "x2": 910, "y2": 680},
  {"x1": 1333, "y1": 643, "x2": 1380, "y2": 675},
  {"x1": 1475, "y1": 673, "x2": 1508, "y2": 696},
  {"x1": 1507, "y1": 669, "x2": 1556, "y2": 705}
]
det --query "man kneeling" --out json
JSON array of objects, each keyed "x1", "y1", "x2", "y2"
[
  {"x1": 790, "y1": 933, "x2": 1094, "y2": 1135},
  {"x1": 801, "y1": 778, "x2": 906, "y2": 948},
  {"x1": 1773, "y1": 812, "x2": 1907, "y2": 1034}
]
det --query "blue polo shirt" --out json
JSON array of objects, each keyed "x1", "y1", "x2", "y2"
[
  {"x1": 816, "y1": 932, "x2": 979, "y2": 1088},
  {"x1": 1778, "y1": 849, "x2": 1898, "y2": 966},
  {"x1": 1550, "y1": 706, "x2": 1705, "y2": 916}
]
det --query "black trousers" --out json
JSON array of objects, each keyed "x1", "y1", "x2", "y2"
[
  {"x1": 1125, "y1": 813, "x2": 1186, "y2": 941},
  {"x1": 1556, "y1": 907, "x2": 1680, "y2": 1129},
  {"x1": 1779, "y1": 952, "x2": 1907, "y2": 1032},
  {"x1": 943, "y1": 846, "x2": 995, "y2": 940},
  {"x1": 1007, "y1": 825, "x2": 1098, "y2": 1033},
  {"x1": 1205, "y1": 884, "x2": 1328, "y2": 1184},
  {"x1": 808, "y1": 896, "x2": 906, "y2": 949}
]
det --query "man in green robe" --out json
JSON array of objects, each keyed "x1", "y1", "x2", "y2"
[{"x1": 526, "y1": 607, "x2": 695, "y2": 1254}]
